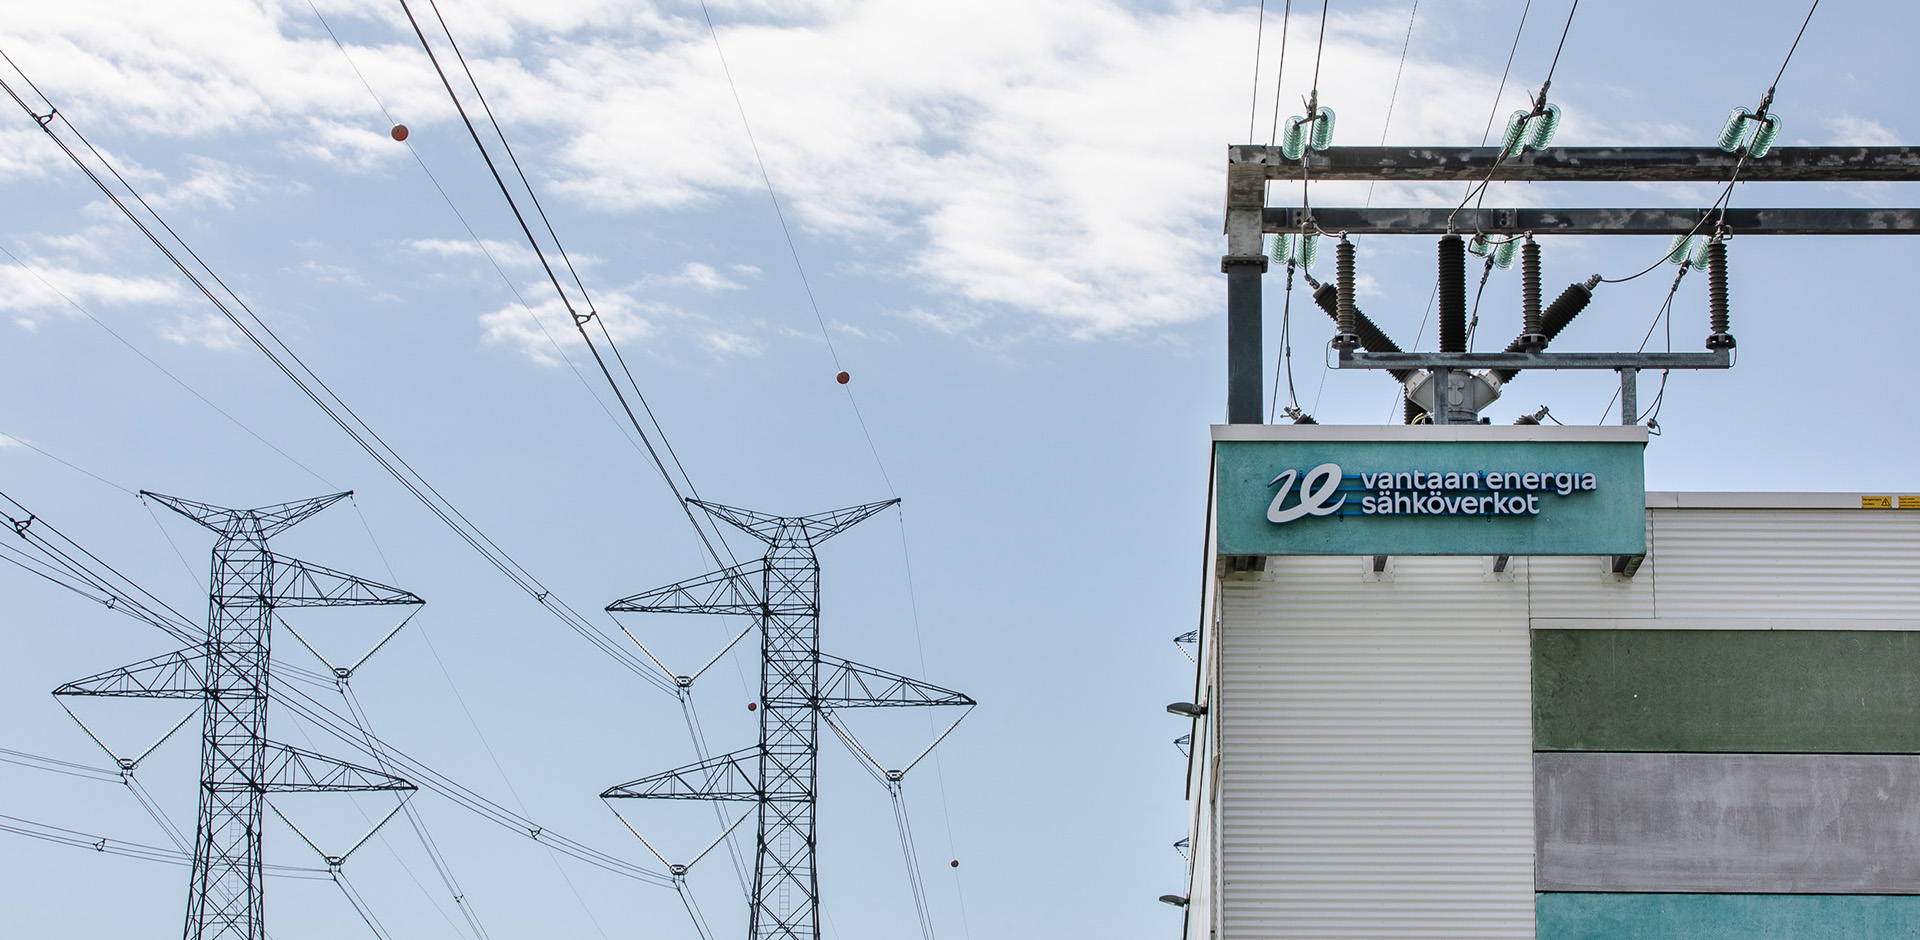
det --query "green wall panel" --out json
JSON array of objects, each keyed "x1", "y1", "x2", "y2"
[
  {"x1": 1538, "y1": 893, "x2": 1920, "y2": 940},
  {"x1": 1533, "y1": 630, "x2": 1920, "y2": 752}
]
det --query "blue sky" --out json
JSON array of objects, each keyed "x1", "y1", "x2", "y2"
[{"x1": 2, "y1": 1, "x2": 1916, "y2": 938}]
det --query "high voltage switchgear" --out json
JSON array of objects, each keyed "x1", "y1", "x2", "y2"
[
  {"x1": 56, "y1": 492, "x2": 421, "y2": 940},
  {"x1": 602, "y1": 499, "x2": 972, "y2": 940},
  {"x1": 1225, "y1": 130, "x2": 1920, "y2": 425}
]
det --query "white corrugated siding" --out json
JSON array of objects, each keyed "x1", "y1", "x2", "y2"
[
  {"x1": 1525, "y1": 512, "x2": 1655, "y2": 620},
  {"x1": 1218, "y1": 555, "x2": 1535, "y2": 939},
  {"x1": 1646, "y1": 509, "x2": 1920, "y2": 619}
]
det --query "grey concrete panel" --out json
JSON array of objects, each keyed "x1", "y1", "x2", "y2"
[{"x1": 1536, "y1": 752, "x2": 1920, "y2": 894}]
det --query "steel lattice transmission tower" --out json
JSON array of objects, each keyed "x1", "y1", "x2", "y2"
[
  {"x1": 56, "y1": 492, "x2": 421, "y2": 940},
  {"x1": 603, "y1": 499, "x2": 973, "y2": 940}
]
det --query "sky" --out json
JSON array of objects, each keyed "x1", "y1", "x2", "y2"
[{"x1": 1, "y1": 1, "x2": 1916, "y2": 938}]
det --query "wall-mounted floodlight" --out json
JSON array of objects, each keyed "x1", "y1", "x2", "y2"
[
  {"x1": 1159, "y1": 894, "x2": 1190, "y2": 907},
  {"x1": 1167, "y1": 702, "x2": 1207, "y2": 719}
]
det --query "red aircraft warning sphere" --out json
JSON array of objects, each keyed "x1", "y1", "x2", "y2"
[
  {"x1": 950, "y1": 859, "x2": 959, "y2": 868},
  {"x1": 835, "y1": 371, "x2": 850, "y2": 384},
  {"x1": 391, "y1": 124, "x2": 409, "y2": 142},
  {"x1": 747, "y1": 702, "x2": 758, "y2": 711}
]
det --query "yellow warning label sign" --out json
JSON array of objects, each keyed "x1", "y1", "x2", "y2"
[
  {"x1": 1863, "y1": 496, "x2": 1894, "y2": 509},
  {"x1": 1902, "y1": 496, "x2": 1920, "y2": 510}
]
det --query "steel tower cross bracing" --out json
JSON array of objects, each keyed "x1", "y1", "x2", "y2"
[
  {"x1": 603, "y1": 499, "x2": 974, "y2": 940},
  {"x1": 55, "y1": 492, "x2": 421, "y2": 940}
]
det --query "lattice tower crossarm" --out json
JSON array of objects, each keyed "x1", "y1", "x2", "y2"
[
  {"x1": 603, "y1": 498, "x2": 975, "y2": 940},
  {"x1": 55, "y1": 491, "x2": 421, "y2": 940}
]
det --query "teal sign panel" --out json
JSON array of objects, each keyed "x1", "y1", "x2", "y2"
[
  {"x1": 1215, "y1": 439, "x2": 1645, "y2": 555},
  {"x1": 1538, "y1": 893, "x2": 1920, "y2": 940}
]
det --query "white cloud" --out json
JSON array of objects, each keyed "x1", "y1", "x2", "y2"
[
  {"x1": 1827, "y1": 114, "x2": 1902, "y2": 146},
  {"x1": 639, "y1": 261, "x2": 746, "y2": 292},
  {"x1": 698, "y1": 329, "x2": 762, "y2": 357},
  {"x1": 161, "y1": 311, "x2": 243, "y2": 350},
  {"x1": 407, "y1": 237, "x2": 539, "y2": 270},
  {"x1": 478, "y1": 289, "x2": 656, "y2": 366},
  {"x1": 0, "y1": 256, "x2": 183, "y2": 314},
  {"x1": 149, "y1": 158, "x2": 262, "y2": 209},
  {"x1": 2, "y1": 0, "x2": 1530, "y2": 338}
]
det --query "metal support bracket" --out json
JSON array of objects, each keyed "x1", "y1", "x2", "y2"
[{"x1": 1340, "y1": 349, "x2": 1731, "y2": 371}]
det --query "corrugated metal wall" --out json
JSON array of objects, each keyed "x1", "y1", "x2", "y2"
[
  {"x1": 1200, "y1": 504, "x2": 1920, "y2": 939},
  {"x1": 1217, "y1": 555, "x2": 1535, "y2": 939},
  {"x1": 1520, "y1": 509, "x2": 1920, "y2": 623}
]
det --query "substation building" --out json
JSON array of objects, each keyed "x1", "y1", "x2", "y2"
[
  {"x1": 1173, "y1": 131, "x2": 1920, "y2": 940},
  {"x1": 1173, "y1": 426, "x2": 1920, "y2": 939}
]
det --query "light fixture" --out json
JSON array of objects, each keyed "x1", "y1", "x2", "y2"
[
  {"x1": 1166, "y1": 702, "x2": 1207, "y2": 719},
  {"x1": 1159, "y1": 894, "x2": 1190, "y2": 907}
]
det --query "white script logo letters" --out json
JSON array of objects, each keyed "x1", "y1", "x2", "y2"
[{"x1": 1268, "y1": 463, "x2": 1346, "y2": 524}]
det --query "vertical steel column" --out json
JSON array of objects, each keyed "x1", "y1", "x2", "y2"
[
  {"x1": 1223, "y1": 256, "x2": 1268, "y2": 424},
  {"x1": 1431, "y1": 368, "x2": 1451, "y2": 426},
  {"x1": 755, "y1": 528, "x2": 821, "y2": 940},
  {"x1": 1619, "y1": 368, "x2": 1638, "y2": 426},
  {"x1": 186, "y1": 524, "x2": 273, "y2": 940},
  {"x1": 1223, "y1": 159, "x2": 1269, "y2": 424}
]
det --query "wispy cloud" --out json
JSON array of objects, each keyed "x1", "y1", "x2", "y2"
[
  {"x1": 149, "y1": 158, "x2": 262, "y2": 210},
  {"x1": 0, "y1": 256, "x2": 183, "y2": 315},
  {"x1": 407, "y1": 237, "x2": 540, "y2": 270},
  {"x1": 161, "y1": 312, "x2": 242, "y2": 350},
  {"x1": 1827, "y1": 114, "x2": 1902, "y2": 145},
  {"x1": 478, "y1": 289, "x2": 655, "y2": 366},
  {"x1": 639, "y1": 261, "x2": 747, "y2": 292}
]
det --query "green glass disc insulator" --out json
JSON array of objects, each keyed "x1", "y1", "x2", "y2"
[
  {"x1": 1748, "y1": 112, "x2": 1781, "y2": 159},
  {"x1": 1491, "y1": 238, "x2": 1518, "y2": 269},
  {"x1": 1718, "y1": 107, "x2": 1752, "y2": 152},
  {"x1": 1468, "y1": 233, "x2": 1493, "y2": 257},
  {"x1": 1295, "y1": 233, "x2": 1319, "y2": 269},
  {"x1": 1499, "y1": 110, "x2": 1529, "y2": 157},
  {"x1": 1309, "y1": 107, "x2": 1337, "y2": 151},
  {"x1": 1667, "y1": 234, "x2": 1699, "y2": 266},
  {"x1": 1525, "y1": 103, "x2": 1562, "y2": 151},
  {"x1": 1281, "y1": 117, "x2": 1309, "y2": 160},
  {"x1": 1688, "y1": 236, "x2": 1712, "y2": 271},
  {"x1": 1270, "y1": 234, "x2": 1292, "y2": 264}
]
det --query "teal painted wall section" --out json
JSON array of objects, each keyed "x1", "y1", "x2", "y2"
[
  {"x1": 1533, "y1": 629, "x2": 1920, "y2": 752},
  {"x1": 1214, "y1": 439, "x2": 1645, "y2": 556},
  {"x1": 1538, "y1": 893, "x2": 1920, "y2": 939}
]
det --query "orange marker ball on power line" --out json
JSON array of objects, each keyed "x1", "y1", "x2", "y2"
[
  {"x1": 390, "y1": 124, "x2": 409, "y2": 142},
  {"x1": 835, "y1": 371, "x2": 850, "y2": 385},
  {"x1": 747, "y1": 702, "x2": 758, "y2": 711}
]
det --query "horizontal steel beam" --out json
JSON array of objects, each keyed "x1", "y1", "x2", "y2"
[
  {"x1": 1232, "y1": 145, "x2": 1920, "y2": 182},
  {"x1": 1266, "y1": 206, "x2": 1920, "y2": 236},
  {"x1": 1338, "y1": 350, "x2": 1732, "y2": 371}
]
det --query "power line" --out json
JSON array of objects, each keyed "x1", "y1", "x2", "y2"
[
  {"x1": 1267, "y1": 0, "x2": 1295, "y2": 146},
  {"x1": 0, "y1": 244, "x2": 336, "y2": 490},
  {"x1": 304, "y1": 2, "x2": 669, "y2": 497},
  {"x1": 392, "y1": 0, "x2": 734, "y2": 570},
  {"x1": 688, "y1": 2, "x2": 902, "y2": 497},
  {"x1": 0, "y1": 48, "x2": 673, "y2": 690},
  {"x1": 1599, "y1": 0, "x2": 1821, "y2": 284},
  {"x1": 1478, "y1": 0, "x2": 1532, "y2": 147},
  {"x1": 1248, "y1": 0, "x2": 1269, "y2": 143},
  {"x1": 1364, "y1": 0, "x2": 1420, "y2": 209}
]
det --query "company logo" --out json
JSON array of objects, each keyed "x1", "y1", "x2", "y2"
[
  {"x1": 1265, "y1": 463, "x2": 1601, "y2": 525},
  {"x1": 1267, "y1": 462, "x2": 1346, "y2": 524}
]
